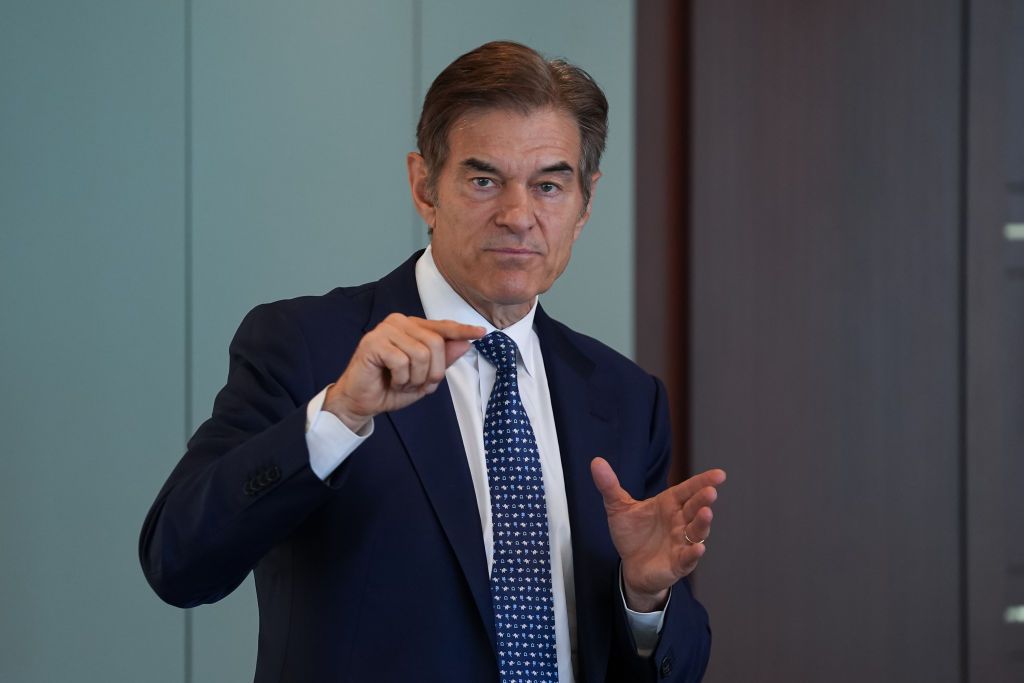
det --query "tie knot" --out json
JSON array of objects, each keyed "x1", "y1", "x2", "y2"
[{"x1": 473, "y1": 331, "x2": 518, "y2": 372}]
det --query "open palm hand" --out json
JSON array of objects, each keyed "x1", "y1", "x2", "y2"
[{"x1": 590, "y1": 457, "x2": 726, "y2": 612}]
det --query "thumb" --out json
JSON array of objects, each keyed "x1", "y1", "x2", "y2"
[
  {"x1": 444, "y1": 339, "x2": 474, "y2": 367},
  {"x1": 590, "y1": 457, "x2": 633, "y2": 509}
]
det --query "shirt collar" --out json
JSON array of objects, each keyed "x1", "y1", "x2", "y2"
[{"x1": 415, "y1": 245, "x2": 538, "y2": 376}]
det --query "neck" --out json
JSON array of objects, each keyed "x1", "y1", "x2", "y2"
[{"x1": 434, "y1": 261, "x2": 532, "y2": 330}]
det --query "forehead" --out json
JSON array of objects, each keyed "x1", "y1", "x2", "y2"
[{"x1": 446, "y1": 107, "x2": 581, "y2": 169}]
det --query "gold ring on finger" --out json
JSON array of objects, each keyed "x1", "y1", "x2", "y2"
[{"x1": 684, "y1": 530, "x2": 705, "y2": 545}]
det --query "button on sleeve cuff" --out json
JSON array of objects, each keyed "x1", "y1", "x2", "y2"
[{"x1": 305, "y1": 385, "x2": 374, "y2": 481}]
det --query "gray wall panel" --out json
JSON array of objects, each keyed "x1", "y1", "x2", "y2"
[
  {"x1": 188, "y1": 3, "x2": 416, "y2": 680},
  {"x1": 0, "y1": 2, "x2": 637, "y2": 679},
  {"x1": 0, "y1": 2, "x2": 186, "y2": 681}
]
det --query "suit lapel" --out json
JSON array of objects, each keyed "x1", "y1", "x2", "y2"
[
  {"x1": 535, "y1": 307, "x2": 620, "y2": 683},
  {"x1": 368, "y1": 254, "x2": 497, "y2": 655},
  {"x1": 367, "y1": 257, "x2": 620, "y2": 671}
]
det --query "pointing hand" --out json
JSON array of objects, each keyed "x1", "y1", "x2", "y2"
[{"x1": 324, "y1": 313, "x2": 485, "y2": 431}]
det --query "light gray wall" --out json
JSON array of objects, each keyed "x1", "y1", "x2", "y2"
[
  {"x1": 0, "y1": 2, "x2": 634, "y2": 681},
  {"x1": 1, "y1": 2, "x2": 186, "y2": 681}
]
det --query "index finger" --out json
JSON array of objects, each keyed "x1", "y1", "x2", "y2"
[
  {"x1": 415, "y1": 318, "x2": 487, "y2": 341},
  {"x1": 672, "y1": 468, "x2": 727, "y2": 503}
]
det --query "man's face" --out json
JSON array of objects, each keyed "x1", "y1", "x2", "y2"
[{"x1": 408, "y1": 106, "x2": 598, "y2": 323}]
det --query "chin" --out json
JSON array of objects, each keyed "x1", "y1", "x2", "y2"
[
  {"x1": 482, "y1": 280, "x2": 541, "y2": 307},
  {"x1": 496, "y1": 280, "x2": 559, "y2": 306},
  {"x1": 487, "y1": 290, "x2": 537, "y2": 307}
]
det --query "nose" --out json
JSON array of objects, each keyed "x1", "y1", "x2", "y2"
[{"x1": 494, "y1": 184, "x2": 535, "y2": 233}]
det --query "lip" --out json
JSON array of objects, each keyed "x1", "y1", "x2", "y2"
[{"x1": 485, "y1": 247, "x2": 541, "y2": 256}]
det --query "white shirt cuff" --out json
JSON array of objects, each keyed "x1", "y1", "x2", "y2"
[
  {"x1": 619, "y1": 565, "x2": 670, "y2": 658},
  {"x1": 304, "y1": 385, "x2": 374, "y2": 480}
]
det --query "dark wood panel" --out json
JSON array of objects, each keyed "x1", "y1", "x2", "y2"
[
  {"x1": 635, "y1": 0, "x2": 691, "y2": 485},
  {"x1": 966, "y1": 0, "x2": 1024, "y2": 680},
  {"x1": 688, "y1": 2, "x2": 963, "y2": 680}
]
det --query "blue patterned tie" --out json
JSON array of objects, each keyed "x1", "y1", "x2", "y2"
[{"x1": 474, "y1": 331, "x2": 559, "y2": 682}]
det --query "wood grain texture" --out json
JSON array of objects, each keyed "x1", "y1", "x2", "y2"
[
  {"x1": 966, "y1": 0, "x2": 1024, "y2": 680},
  {"x1": 688, "y1": 2, "x2": 962, "y2": 680}
]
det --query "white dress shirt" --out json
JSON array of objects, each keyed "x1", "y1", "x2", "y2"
[{"x1": 303, "y1": 246, "x2": 665, "y2": 678}]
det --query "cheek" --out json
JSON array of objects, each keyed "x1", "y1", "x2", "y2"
[
  {"x1": 549, "y1": 218, "x2": 581, "y2": 254},
  {"x1": 542, "y1": 232, "x2": 578, "y2": 281},
  {"x1": 438, "y1": 207, "x2": 488, "y2": 242},
  {"x1": 556, "y1": 242, "x2": 576, "y2": 272}
]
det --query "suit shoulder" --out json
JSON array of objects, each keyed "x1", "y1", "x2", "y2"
[
  {"x1": 242, "y1": 281, "x2": 377, "y2": 337},
  {"x1": 242, "y1": 252, "x2": 422, "y2": 336},
  {"x1": 228, "y1": 280, "x2": 386, "y2": 391},
  {"x1": 544, "y1": 316, "x2": 659, "y2": 390}
]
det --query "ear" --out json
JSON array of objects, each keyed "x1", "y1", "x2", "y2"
[
  {"x1": 573, "y1": 170, "x2": 602, "y2": 239},
  {"x1": 407, "y1": 152, "x2": 437, "y2": 229}
]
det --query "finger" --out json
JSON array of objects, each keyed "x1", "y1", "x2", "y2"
[
  {"x1": 387, "y1": 319, "x2": 448, "y2": 385},
  {"x1": 415, "y1": 318, "x2": 487, "y2": 342},
  {"x1": 683, "y1": 507, "x2": 714, "y2": 544},
  {"x1": 671, "y1": 468, "x2": 727, "y2": 504},
  {"x1": 402, "y1": 325, "x2": 448, "y2": 384},
  {"x1": 674, "y1": 541, "x2": 707, "y2": 578},
  {"x1": 378, "y1": 342, "x2": 412, "y2": 388},
  {"x1": 389, "y1": 331, "x2": 436, "y2": 387},
  {"x1": 399, "y1": 317, "x2": 484, "y2": 368},
  {"x1": 680, "y1": 486, "x2": 718, "y2": 523},
  {"x1": 444, "y1": 339, "x2": 473, "y2": 367},
  {"x1": 590, "y1": 457, "x2": 634, "y2": 510}
]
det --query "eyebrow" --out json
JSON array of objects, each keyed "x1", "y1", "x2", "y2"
[
  {"x1": 538, "y1": 161, "x2": 574, "y2": 175},
  {"x1": 459, "y1": 157, "x2": 576, "y2": 176},
  {"x1": 461, "y1": 158, "x2": 500, "y2": 174}
]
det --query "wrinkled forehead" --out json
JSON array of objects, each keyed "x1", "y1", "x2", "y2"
[{"x1": 444, "y1": 106, "x2": 582, "y2": 171}]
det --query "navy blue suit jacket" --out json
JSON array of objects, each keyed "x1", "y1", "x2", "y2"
[{"x1": 140, "y1": 253, "x2": 711, "y2": 682}]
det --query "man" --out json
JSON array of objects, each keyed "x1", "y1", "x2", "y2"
[{"x1": 140, "y1": 41, "x2": 724, "y2": 682}]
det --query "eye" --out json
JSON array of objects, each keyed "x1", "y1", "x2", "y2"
[
  {"x1": 472, "y1": 177, "x2": 495, "y2": 188},
  {"x1": 537, "y1": 182, "x2": 560, "y2": 194}
]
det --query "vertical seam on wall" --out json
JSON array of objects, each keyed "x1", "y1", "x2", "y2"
[
  {"x1": 956, "y1": 0, "x2": 970, "y2": 681},
  {"x1": 411, "y1": 0, "x2": 423, "y2": 252},
  {"x1": 625, "y1": 0, "x2": 637, "y2": 361},
  {"x1": 183, "y1": 0, "x2": 194, "y2": 681}
]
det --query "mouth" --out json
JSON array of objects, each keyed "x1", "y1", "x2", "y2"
[{"x1": 485, "y1": 247, "x2": 541, "y2": 257}]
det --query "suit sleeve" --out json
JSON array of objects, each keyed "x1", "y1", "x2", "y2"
[
  {"x1": 138, "y1": 303, "x2": 338, "y2": 608},
  {"x1": 606, "y1": 376, "x2": 712, "y2": 683}
]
